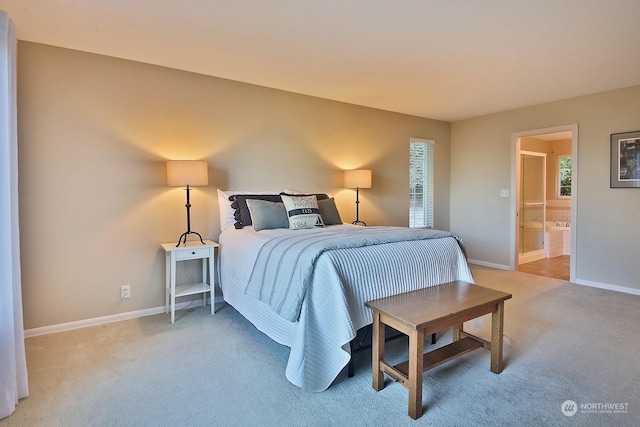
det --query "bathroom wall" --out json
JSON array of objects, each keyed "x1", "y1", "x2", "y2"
[{"x1": 546, "y1": 138, "x2": 572, "y2": 223}]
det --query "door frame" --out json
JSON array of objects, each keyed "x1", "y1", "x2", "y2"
[{"x1": 510, "y1": 124, "x2": 578, "y2": 282}]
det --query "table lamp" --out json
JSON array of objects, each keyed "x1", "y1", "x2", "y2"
[
  {"x1": 166, "y1": 160, "x2": 208, "y2": 246},
  {"x1": 344, "y1": 169, "x2": 372, "y2": 226}
]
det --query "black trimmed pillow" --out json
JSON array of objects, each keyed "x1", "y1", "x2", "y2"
[
  {"x1": 318, "y1": 198, "x2": 342, "y2": 225},
  {"x1": 230, "y1": 194, "x2": 283, "y2": 229},
  {"x1": 280, "y1": 194, "x2": 325, "y2": 229}
]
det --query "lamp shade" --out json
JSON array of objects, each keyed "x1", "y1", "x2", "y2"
[
  {"x1": 166, "y1": 160, "x2": 209, "y2": 187},
  {"x1": 344, "y1": 169, "x2": 372, "y2": 189}
]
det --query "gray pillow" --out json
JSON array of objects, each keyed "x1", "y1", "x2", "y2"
[
  {"x1": 318, "y1": 198, "x2": 342, "y2": 225},
  {"x1": 246, "y1": 199, "x2": 289, "y2": 231}
]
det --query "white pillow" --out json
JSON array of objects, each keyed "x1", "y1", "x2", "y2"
[
  {"x1": 284, "y1": 189, "x2": 333, "y2": 198},
  {"x1": 280, "y1": 194, "x2": 325, "y2": 230},
  {"x1": 217, "y1": 189, "x2": 234, "y2": 231}
]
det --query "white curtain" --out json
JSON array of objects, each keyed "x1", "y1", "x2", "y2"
[{"x1": 0, "y1": 11, "x2": 29, "y2": 420}]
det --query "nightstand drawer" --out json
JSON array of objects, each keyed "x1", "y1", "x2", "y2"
[{"x1": 175, "y1": 247, "x2": 210, "y2": 260}]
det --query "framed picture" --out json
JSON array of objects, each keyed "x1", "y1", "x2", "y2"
[{"x1": 611, "y1": 131, "x2": 640, "y2": 188}]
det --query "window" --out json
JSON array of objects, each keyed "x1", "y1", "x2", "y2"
[
  {"x1": 558, "y1": 155, "x2": 572, "y2": 197},
  {"x1": 409, "y1": 138, "x2": 434, "y2": 228}
]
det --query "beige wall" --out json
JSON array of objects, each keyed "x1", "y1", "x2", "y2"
[
  {"x1": 451, "y1": 85, "x2": 640, "y2": 291},
  {"x1": 17, "y1": 42, "x2": 451, "y2": 329}
]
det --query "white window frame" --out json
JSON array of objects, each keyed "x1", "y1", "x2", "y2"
[
  {"x1": 557, "y1": 155, "x2": 572, "y2": 198},
  {"x1": 409, "y1": 138, "x2": 434, "y2": 228}
]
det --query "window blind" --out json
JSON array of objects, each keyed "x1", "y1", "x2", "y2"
[{"x1": 409, "y1": 139, "x2": 434, "y2": 228}]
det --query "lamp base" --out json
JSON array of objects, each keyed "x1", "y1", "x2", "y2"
[
  {"x1": 176, "y1": 230, "x2": 205, "y2": 247},
  {"x1": 352, "y1": 187, "x2": 366, "y2": 226}
]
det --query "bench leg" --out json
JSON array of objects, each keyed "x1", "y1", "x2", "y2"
[
  {"x1": 408, "y1": 329, "x2": 424, "y2": 419},
  {"x1": 452, "y1": 324, "x2": 463, "y2": 342},
  {"x1": 490, "y1": 301, "x2": 505, "y2": 373},
  {"x1": 372, "y1": 312, "x2": 385, "y2": 391}
]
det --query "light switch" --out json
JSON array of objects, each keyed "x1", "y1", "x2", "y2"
[{"x1": 500, "y1": 189, "x2": 509, "y2": 198}]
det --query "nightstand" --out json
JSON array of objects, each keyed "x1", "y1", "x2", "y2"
[{"x1": 161, "y1": 239, "x2": 219, "y2": 323}]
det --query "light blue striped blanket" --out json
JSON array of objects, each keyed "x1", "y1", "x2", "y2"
[{"x1": 244, "y1": 226, "x2": 463, "y2": 321}]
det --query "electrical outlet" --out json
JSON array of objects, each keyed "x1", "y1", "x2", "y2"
[{"x1": 120, "y1": 285, "x2": 131, "y2": 299}]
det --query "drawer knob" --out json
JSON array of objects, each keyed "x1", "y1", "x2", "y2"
[{"x1": 191, "y1": 251, "x2": 196, "y2": 255}]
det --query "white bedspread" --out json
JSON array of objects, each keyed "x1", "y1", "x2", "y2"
[
  {"x1": 245, "y1": 226, "x2": 462, "y2": 322},
  {"x1": 219, "y1": 224, "x2": 474, "y2": 391}
]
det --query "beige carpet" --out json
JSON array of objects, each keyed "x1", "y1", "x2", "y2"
[{"x1": 2, "y1": 266, "x2": 638, "y2": 426}]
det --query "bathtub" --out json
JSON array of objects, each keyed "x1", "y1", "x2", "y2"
[{"x1": 544, "y1": 222, "x2": 570, "y2": 258}]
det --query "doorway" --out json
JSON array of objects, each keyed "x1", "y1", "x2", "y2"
[{"x1": 510, "y1": 124, "x2": 578, "y2": 282}]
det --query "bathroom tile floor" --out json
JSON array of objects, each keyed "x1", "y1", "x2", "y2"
[{"x1": 518, "y1": 255, "x2": 570, "y2": 281}]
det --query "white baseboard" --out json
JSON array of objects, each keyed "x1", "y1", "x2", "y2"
[
  {"x1": 27, "y1": 277, "x2": 639, "y2": 338},
  {"x1": 467, "y1": 259, "x2": 511, "y2": 271},
  {"x1": 574, "y1": 279, "x2": 640, "y2": 296},
  {"x1": 24, "y1": 296, "x2": 225, "y2": 338}
]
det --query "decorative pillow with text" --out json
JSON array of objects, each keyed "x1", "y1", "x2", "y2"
[{"x1": 280, "y1": 194, "x2": 325, "y2": 229}]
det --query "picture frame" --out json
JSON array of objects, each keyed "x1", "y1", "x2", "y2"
[{"x1": 610, "y1": 131, "x2": 640, "y2": 188}]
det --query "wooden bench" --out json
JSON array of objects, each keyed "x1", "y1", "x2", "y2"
[{"x1": 365, "y1": 280, "x2": 512, "y2": 420}]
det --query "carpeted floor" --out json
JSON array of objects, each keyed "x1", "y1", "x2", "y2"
[{"x1": 2, "y1": 265, "x2": 639, "y2": 426}]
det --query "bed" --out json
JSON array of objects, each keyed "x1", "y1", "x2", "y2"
[{"x1": 217, "y1": 190, "x2": 475, "y2": 391}]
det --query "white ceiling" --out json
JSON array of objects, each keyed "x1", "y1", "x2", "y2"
[{"x1": 2, "y1": 0, "x2": 640, "y2": 121}]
